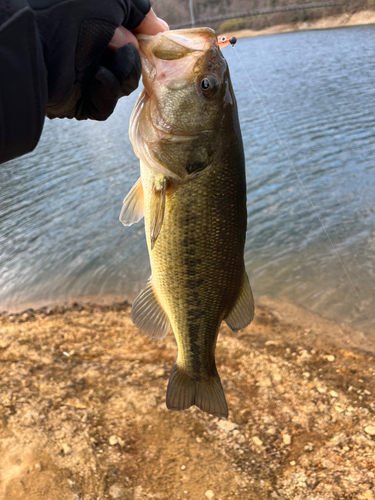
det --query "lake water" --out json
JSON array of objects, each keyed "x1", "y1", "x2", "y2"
[{"x1": 1, "y1": 25, "x2": 375, "y2": 339}]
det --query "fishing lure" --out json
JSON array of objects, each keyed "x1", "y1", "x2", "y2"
[{"x1": 217, "y1": 35, "x2": 237, "y2": 49}]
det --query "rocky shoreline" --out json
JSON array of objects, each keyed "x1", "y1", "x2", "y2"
[{"x1": 1, "y1": 300, "x2": 375, "y2": 499}]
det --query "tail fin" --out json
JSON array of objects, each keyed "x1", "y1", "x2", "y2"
[{"x1": 166, "y1": 364, "x2": 228, "y2": 418}]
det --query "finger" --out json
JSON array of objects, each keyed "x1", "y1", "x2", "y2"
[
  {"x1": 108, "y1": 44, "x2": 141, "y2": 97},
  {"x1": 134, "y1": 8, "x2": 169, "y2": 35},
  {"x1": 80, "y1": 67, "x2": 120, "y2": 121},
  {"x1": 108, "y1": 26, "x2": 139, "y2": 51}
]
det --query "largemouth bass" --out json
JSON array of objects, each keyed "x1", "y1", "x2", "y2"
[{"x1": 120, "y1": 28, "x2": 254, "y2": 418}]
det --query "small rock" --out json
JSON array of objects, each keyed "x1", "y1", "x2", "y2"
[
  {"x1": 109, "y1": 483, "x2": 127, "y2": 499},
  {"x1": 61, "y1": 443, "x2": 72, "y2": 455},
  {"x1": 321, "y1": 459, "x2": 334, "y2": 469},
  {"x1": 265, "y1": 340, "x2": 282, "y2": 347},
  {"x1": 181, "y1": 465, "x2": 186, "y2": 471},
  {"x1": 252, "y1": 436, "x2": 263, "y2": 447},
  {"x1": 266, "y1": 426, "x2": 277, "y2": 435},
  {"x1": 155, "y1": 369, "x2": 165, "y2": 378},
  {"x1": 329, "y1": 390, "x2": 339, "y2": 398},
  {"x1": 283, "y1": 434, "x2": 292, "y2": 446},
  {"x1": 299, "y1": 350, "x2": 312, "y2": 361},
  {"x1": 325, "y1": 355, "x2": 335, "y2": 362},
  {"x1": 218, "y1": 420, "x2": 239, "y2": 432},
  {"x1": 205, "y1": 490, "x2": 215, "y2": 499},
  {"x1": 299, "y1": 457, "x2": 311, "y2": 468},
  {"x1": 364, "y1": 425, "x2": 375, "y2": 436},
  {"x1": 258, "y1": 377, "x2": 272, "y2": 388},
  {"x1": 363, "y1": 490, "x2": 375, "y2": 500},
  {"x1": 290, "y1": 461, "x2": 296, "y2": 466},
  {"x1": 275, "y1": 385, "x2": 285, "y2": 394},
  {"x1": 304, "y1": 442, "x2": 314, "y2": 452},
  {"x1": 109, "y1": 435, "x2": 118, "y2": 446},
  {"x1": 306, "y1": 476, "x2": 318, "y2": 488}
]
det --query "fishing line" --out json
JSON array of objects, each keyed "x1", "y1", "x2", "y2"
[{"x1": 228, "y1": 39, "x2": 374, "y2": 327}]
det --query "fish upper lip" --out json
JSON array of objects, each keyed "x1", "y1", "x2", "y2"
[{"x1": 136, "y1": 28, "x2": 216, "y2": 43}]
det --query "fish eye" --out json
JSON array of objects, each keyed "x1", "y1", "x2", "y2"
[
  {"x1": 199, "y1": 75, "x2": 220, "y2": 98},
  {"x1": 220, "y1": 36, "x2": 226, "y2": 42},
  {"x1": 201, "y1": 78, "x2": 210, "y2": 90}
]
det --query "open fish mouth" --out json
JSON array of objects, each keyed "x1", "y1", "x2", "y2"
[
  {"x1": 136, "y1": 28, "x2": 217, "y2": 58},
  {"x1": 136, "y1": 28, "x2": 218, "y2": 101}
]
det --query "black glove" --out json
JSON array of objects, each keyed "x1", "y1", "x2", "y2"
[{"x1": 28, "y1": 0, "x2": 150, "y2": 120}]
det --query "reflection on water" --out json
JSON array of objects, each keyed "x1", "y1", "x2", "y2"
[{"x1": 1, "y1": 25, "x2": 375, "y2": 338}]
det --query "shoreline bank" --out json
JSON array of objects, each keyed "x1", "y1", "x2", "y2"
[
  {"x1": 1, "y1": 301, "x2": 375, "y2": 498},
  {"x1": 2, "y1": 293, "x2": 374, "y2": 354},
  {"x1": 223, "y1": 9, "x2": 375, "y2": 39}
]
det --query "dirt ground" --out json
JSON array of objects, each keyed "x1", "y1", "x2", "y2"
[{"x1": 0, "y1": 300, "x2": 375, "y2": 500}]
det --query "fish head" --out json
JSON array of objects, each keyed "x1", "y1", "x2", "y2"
[{"x1": 130, "y1": 28, "x2": 234, "y2": 180}]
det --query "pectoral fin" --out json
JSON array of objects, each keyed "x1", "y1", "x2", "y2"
[
  {"x1": 225, "y1": 271, "x2": 254, "y2": 332},
  {"x1": 119, "y1": 178, "x2": 144, "y2": 226},
  {"x1": 150, "y1": 176, "x2": 167, "y2": 249},
  {"x1": 131, "y1": 278, "x2": 171, "y2": 340}
]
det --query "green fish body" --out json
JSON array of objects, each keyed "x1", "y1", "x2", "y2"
[{"x1": 121, "y1": 28, "x2": 254, "y2": 417}]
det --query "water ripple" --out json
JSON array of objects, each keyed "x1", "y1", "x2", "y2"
[{"x1": 1, "y1": 25, "x2": 375, "y2": 340}]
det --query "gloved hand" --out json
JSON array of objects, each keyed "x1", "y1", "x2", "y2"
[{"x1": 27, "y1": 0, "x2": 152, "y2": 120}]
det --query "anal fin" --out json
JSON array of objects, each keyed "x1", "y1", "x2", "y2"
[
  {"x1": 119, "y1": 178, "x2": 144, "y2": 226},
  {"x1": 225, "y1": 271, "x2": 254, "y2": 332},
  {"x1": 131, "y1": 278, "x2": 171, "y2": 340}
]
